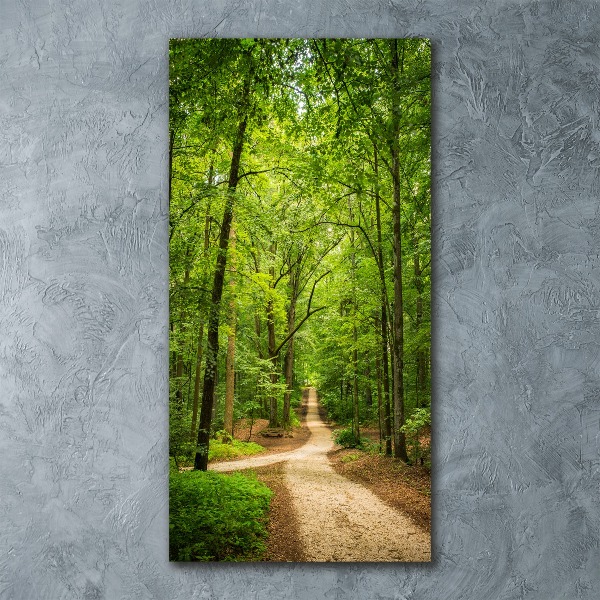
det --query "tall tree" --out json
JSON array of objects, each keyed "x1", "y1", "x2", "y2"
[
  {"x1": 389, "y1": 39, "x2": 409, "y2": 462},
  {"x1": 194, "y1": 45, "x2": 254, "y2": 471},
  {"x1": 223, "y1": 222, "x2": 237, "y2": 436}
]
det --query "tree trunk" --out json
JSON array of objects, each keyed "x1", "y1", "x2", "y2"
[
  {"x1": 190, "y1": 322, "x2": 204, "y2": 441},
  {"x1": 364, "y1": 362, "x2": 372, "y2": 407},
  {"x1": 282, "y1": 269, "x2": 299, "y2": 428},
  {"x1": 413, "y1": 235, "x2": 427, "y2": 407},
  {"x1": 375, "y1": 354, "x2": 383, "y2": 452},
  {"x1": 390, "y1": 39, "x2": 409, "y2": 463},
  {"x1": 174, "y1": 266, "x2": 190, "y2": 405},
  {"x1": 374, "y1": 144, "x2": 393, "y2": 456},
  {"x1": 349, "y1": 208, "x2": 360, "y2": 442},
  {"x1": 189, "y1": 183, "x2": 213, "y2": 442},
  {"x1": 194, "y1": 76, "x2": 250, "y2": 471},
  {"x1": 223, "y1": 223, "x2": 237, "y2": 437},
  {"x1": 267, "y1": 241, "x2": 278, "y2": 428},
  {"x1": 169, "y1": 129, "x2": 174, "y2": 207},
  {"x1": 352, "y1": 326, "x2": 360, "y2": 441},
  {"x1": 282, "y1": 337, "x2": 294, "y2": 428}
]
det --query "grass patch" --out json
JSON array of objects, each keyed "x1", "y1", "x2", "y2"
[
  {"x1": 169, "y1": 469, "x2": 273, "y2": 561},
  {"x1": 340, "y1": 452, "x2": 361, "y2": 463},
  {"x1": 208, "y1": 439, "x2": 265, "y2": 461}
]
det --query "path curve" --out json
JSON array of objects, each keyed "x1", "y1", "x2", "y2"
[{"x1": 212, "y1": 388, "x2": 431, "y2": 562}]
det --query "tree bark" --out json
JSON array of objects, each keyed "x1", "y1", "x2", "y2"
[
  {"x1": 364, "y1": 363, "x2": 372, "y2": 407},
  {"x1": 223, "y1": 223, "x2": 237, "y2": 436},
  {"x1": 374, "y1": 145, "x2": 393, "y2": 456},
  {"x1": 352, "y1": 324, "x2": 360, "y2": 441},
  {"x1": 413, "y1": 235, "x2": 427, "y2": 408},
  {"x1": 349, "y1": 207, "x2": 360, "y2": 441},
  {"x1": 168, "y1": 129, "x2": 174, "y2": 208},
  {"x1": 267, "y1": 241, "x2": 279, "y2": 428},
  {"x1": 282, "y1": 293, "x2": 297, "y2": 428},
  {"x1": 375, "y1": 354, "x2": 383, "y2": 451},
  {"x1": 190, "y1": 323, "x2": 204, "y2": 441},
  {"x1": 194, "y1": 75, "x2": 250, "y2": 471},
  {"x1": 282, "y1": 262, "x2": 302, "y2": 428},
  {"x1": 174, "y1": 266, "x2": 190, "y2": 405},
  {"x1": 390, "y1": 39, "x2": 409, "y2": 462},
  {"x1": 190, "y1": 176, "x2": 213, "y2": 442}
]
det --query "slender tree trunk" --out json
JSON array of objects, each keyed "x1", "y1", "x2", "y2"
[
  {"x1": 169, "y1": 129, "x2": 174, "y2": 207},
  {"x1": 190, "y1": 322, "x2": 204, "y2": 441},
  {"x1": 194, "y1": 76, "x2": 250, "y2": 471},
  {"x1": 223, "y1": 223, "x2": 237, "y2": 437},
  {"x1": 267, "y1": 241, "x2": 278, "y2": 428},
  {"x1": 255, "y1": 314, "x2": 269, "y2": 418},
  {"x1": 365, "y1": 362, "x2": 372, "y2": 407},
  {"x1": 282, "y1": 268, "x2": 299, "y2": 428},
  {"x1": 282, "y1": 307, "x2": 296, "y2": 428},
  {"x1": 251, "y1": 252, "x2": 269, "y2": 418},
  {"x1": 390, "y1": 39, "x2": 409, "y2": 462},
  {"x1": 352, "y1": 325, "x2": 360, "y2": 441},
  {"x1": 349, "y1": 207, "x2": 360, "y2": 441},
  {"x1": 174, "y1": 351, "x2": 184, "y2": 404},
  {"x1": 170, "y1": 321, "x2": 175, "y2": 378},
  {"x1": 375, "y1": 354, "x2": 383, "y2": 451},
  {"x1": 189, "y1": 175, "x2": 213, "y2": 442},
  {"x1": 374, "y1": 145, "x2": 393, "y2": 456},
  {"x1": 174, "y1": 266, "x2": 190, "y2": 405},
  {"x1": 413, "y1": 234, "x2": 428, "y2": 407},
  {"x1": 282, "y1": 337, "x2": 294, "y2": 428}
]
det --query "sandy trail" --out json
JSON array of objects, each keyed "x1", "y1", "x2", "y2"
[{"x1": 211, "y1": 388, "x2": 431, "y2": 562}]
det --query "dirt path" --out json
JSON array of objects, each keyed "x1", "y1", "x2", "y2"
[{"x1": 211, "y1": 388, "x2": 431, "y2": 562}]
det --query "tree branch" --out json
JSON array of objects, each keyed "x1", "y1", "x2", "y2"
[
  {"x1": 274, "y1": 306, "x2": 326, "y2": 357},
  {"x1": 273, "y1": 269, "x2": 330, "y2": 356}
]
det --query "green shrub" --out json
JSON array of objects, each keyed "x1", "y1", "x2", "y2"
[
  {"x1": 208, "y1": 439, "x2": 265, "y2": 461},
  {"x1": 213, "y1": 429, "x2": 233, "y2": 443},
  {"x1": 332, "y1": 427, "x2": 362, "y2": 448},
  {"x1": 169, "y1": 470, "x2": 273, "y2": 561},
  {"x1": 400, "y1": 407, "x2": 431, "y2": 466},
  {"x1": 169, "y1": 401, "x2": 195, "y2": 468},
  {"x1": 340, "y1": 452, "x2": 361, "y2": 463}
]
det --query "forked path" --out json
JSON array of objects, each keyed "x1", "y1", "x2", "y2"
[{"x1": 212, "y1": 388, "x2": 431, "y2": 562}]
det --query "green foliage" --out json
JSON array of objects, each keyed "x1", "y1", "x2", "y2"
[
  {"x1": 169, "y1": 37, "x2": 431, "y2": 469},
  {"x1": 169, "y1": 400, "x2": 195, "y2": 468},
  {"x1": 208, "y1": 439, "x2": 265, "y2": 461},
  {"x1": 213, "y1": 429, "x2": 233, "y2": 443},
  {"x1": 332, "y1": 427, "x2": 362, "y2": 448},
  {"x1": 287, "y1": 409, "x2": 301, "y2": 429},
  {"x1": 169, "y1": 470, "x2": 273, "y2": 561},
  {"x1": 340, "y1": 452, "x2": 361, "y2": 463},
  {"x1": 319, "y1": 391, "x2": 350, "y2": 425},
  {"x1": 400, "y1": 407, "x2": 431, "y2": 466},
  {"x1": 400, "y1": 407, "x2": 430, "y2": 436}
]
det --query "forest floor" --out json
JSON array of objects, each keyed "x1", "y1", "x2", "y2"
[
  {"x1": 228, "y1": 405, "x2": 311, "y2": 456},
  {"x1": 211, "y1": 388, "x2": 431, "y2": 562}
]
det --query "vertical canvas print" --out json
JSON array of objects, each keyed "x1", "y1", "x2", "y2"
[{"x1": 169, "y1": 38, "x2": 431, "y2": 562}]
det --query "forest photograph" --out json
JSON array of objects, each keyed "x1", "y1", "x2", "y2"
[{"x1": 169, "y1": 38, "x2": 431, "y2": 562}]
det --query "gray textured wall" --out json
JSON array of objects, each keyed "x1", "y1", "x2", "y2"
[{"x1": 1, "y1": 0, "x2": 599, "y2": 598}]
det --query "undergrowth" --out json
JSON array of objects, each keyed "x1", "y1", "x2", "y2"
[
  {"x1": 208, "y1": 438, "x2": 265, "y2": 461},
  {"x1": 169, "y1": 469, "x2": 273, "y2": 561},
  {"x1": 332, "y1": 428, "x2": 379, "y2": 452}
]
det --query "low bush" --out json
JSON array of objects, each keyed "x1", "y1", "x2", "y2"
[
  {"x1": 340, "y1": 452, "x2": 361, "y2": 463},
  {"x1": 169, "y1": 470, "x2": 273, "y2": 561},
  {"x1": 400, "y1": 407, "x2": 431, "y2": 467},
  {"x1": 332, "y1": 427, "x2": 362, "y2": 448},
  {"x1": 208, "y1": 439, "x2": 265, "y2": 461}
]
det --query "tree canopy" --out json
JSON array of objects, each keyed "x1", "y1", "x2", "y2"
[{"x1": 169, "y1": 38, "x2": 431, "y2": 470}]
